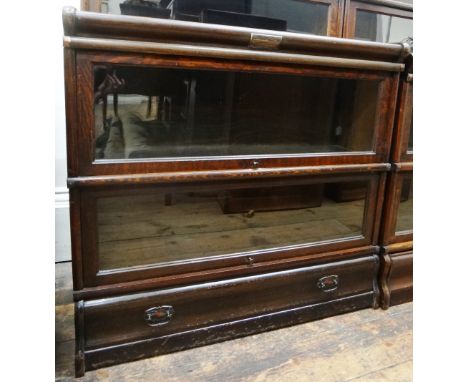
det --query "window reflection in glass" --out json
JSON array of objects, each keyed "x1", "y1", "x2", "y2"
[
  {"x1": 94, "y1": 65, "x2": 380, "y2": 160},
  {"x1": 97, "y1": 180, "x2": 369, "y2": 270},
  {"x1": 355, "y1": 11, "x2": 412, "y2": 43},
  {"x1": 100, "y1": 0, "x2": 330, "y2": 36},
  {"x1": 395, "y1": 176, "x2": 413, "y2": 232}
]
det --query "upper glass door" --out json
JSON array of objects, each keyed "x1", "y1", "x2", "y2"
[
  {"x1": 343, "y1": 1, "x2": 412, "y2": 43},
  {"x1": 73, "y1": 51, "x2": 398, "y2": 176},
  {"x1": 391, "y1": 74, "x2": 413, "y2": 162},
  {"x1": 354, "y1": 11, "x2": 412, "y2": 43},
  {"x1": 94, "y1": 64, "x2": 380, "y2": 161}
]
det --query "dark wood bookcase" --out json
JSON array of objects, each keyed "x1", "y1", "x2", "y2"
[
  {"x1": 341, "y1": 0, "x2": 413, "y2": 309},
  {"x1": 65, "y1": 0, "x2": 413, "y2": 375}
]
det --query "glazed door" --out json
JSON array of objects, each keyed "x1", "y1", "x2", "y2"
[
  {"x1": 79, "y1": 173, "x2": 385, "y2": 287},
  {"x1": 84, "y1": 0, "x2": 345, "y2": 37},
  {"x1": 71, "y1": 51, "x2": 399, "y2": 176},
  {"x1": 343, "y1": 0, "x2": 412, "y2": 43},
  {"x1": 381, "y1": 170, "x2": 413, "y2": 245}
]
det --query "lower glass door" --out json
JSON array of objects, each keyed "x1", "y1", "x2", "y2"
[{"x1": 81, "y1": 175, "x2": 379, "y2": 278}]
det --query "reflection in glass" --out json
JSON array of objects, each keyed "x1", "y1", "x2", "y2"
[
  {"x1": 100, "y1": 0, "x2": 329, "y2": 36},
  {"x1": 395, "y1": 176, "x2": 413, "y2": 232},
  {"x1": 355, "y1": 11, "x2": 412, "y2": 43},
  {"x1": 97, "y1": 180, "x2": 368, "y2": 270},
  {"x1": 94, "y1": 66, "x2": 379, "y2": 160}
]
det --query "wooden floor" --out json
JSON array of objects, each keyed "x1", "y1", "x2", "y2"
[
  {"x1": 98, "y1": 193, "x2": 364, "y2": 270},
  {"x1": 56, "y1": 262, "x2": 413, "y2": 382}
]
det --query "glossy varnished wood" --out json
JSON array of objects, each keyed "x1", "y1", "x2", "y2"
[
  {"x1": 77, "y1": 255, "x2": 380, "y2": 373},
  {"x1": 55, "y1": 262, "x2": 413, "y2": 382},
  {"x1": 62, "y1": 4, "x2": 412, "y2": 375},
  {"x1": 74, "y1": 245, "x2": 378, "y2": 300},
  {"x1": 68, "y1": 163, "x2": 390, "y2": 188},
  {"x1": 64, "y1": 7, "x2": 409, "y2": 60},
  {"x1": 65, "y1": 36, "x2": 404, "y2": 72},
  {"x1": 86, "y1": 293, "x2": 376, "y2": 373},
  {"x1": 76, "y1": 173, "x2": 383, "y2": 290},
  {"x1": 391, "y1": 69, "x2": 413, "y2": 162},
  {"x1": 379, "y1": 247, "x2": 412, "y2": 309},
  {"x1": 68, "y1": 188, "x2": 84, "y2": 290},
  {"x1": 83, "y1": 256, "x2": 379, "y2": 348},
  {"x1": 70, "y1": 50, "x2": 400, "y2": 177}
]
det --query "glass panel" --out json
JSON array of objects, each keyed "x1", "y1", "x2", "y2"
[
  {"x1": 395, "y1": 176, "x2": 413, "y2": 232},
  {"x1": 100, "y1": 0, "x2": 330, "y2": 36},
  {"x1": 97, "y1": 179, "x2": 369, "y2": 270},
  {"x1": 355, "y1": 11, "x2": 412, "y2": 43},
  {"x1": 94, "y1": 66, "x2": 379, "y2": 160}
]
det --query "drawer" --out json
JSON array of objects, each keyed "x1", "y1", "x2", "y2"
[{"x1": 78, "y1": 255, "x2": 379, "y2": 371}]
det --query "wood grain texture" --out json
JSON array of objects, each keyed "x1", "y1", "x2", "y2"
[
  {"x1": 74, "y1": 245, "x2": 378, "y2": 300},
  {"x1": 68, "y1": 164, "x2": 390, "y2": 188},
  {"x1": 385, "y1": 241, "x2": 412, "y2": 254},
  {"x1": 391, "y1": 79, "x2": 413, "y2": 163},
  {"x1": 56, "y1": 261, "x2": 412, "y2": 382},
  {"x1": 75, "y1": 255, "x2": 379, "y2": 372},
  {"x1": 83, "y1": 293, "x2": 377, "y2": 372},
  {"x1": 71, "y1": 50, "x2": 399, "y2": 177},
  {"x1": 80, "y1": 56, "x2": 397, "y2": 177},
  {"x1": 64, "y1": 7, "x2": 408, "y2": 60},
  {"x1": 65, "y1": 37, "x2": 404, "y2": 72},
  {"x1": 83, "y1": 256, "x2": 378, "y2": 350},
  {"x1": 384, "y1": 252, "x2": 412, "y2": 308},
  {"x1": 379, "y1": 245, "x2": 412, "y2": 310},
  {"x1": 76, "y1": 174, "x2": 382, "y2": 290},
  {"x1": 61, "y1": 4, "x2": 413, "y2": 377}
]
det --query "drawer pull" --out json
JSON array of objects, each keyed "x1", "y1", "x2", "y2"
[
  {"x1": 144, "y1": 306, "x2": 174, "y2": 326},
  {"x1": 317, "y1": 275, "x2": 339, "y2": 292}
]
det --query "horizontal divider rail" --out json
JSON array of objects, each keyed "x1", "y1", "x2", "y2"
[
  {"x1": 62, "y1": 7, "x2": 410, "y2": 62},
  {"x1": 68, "y1": 163, "x2": 391, "y2": 188}
]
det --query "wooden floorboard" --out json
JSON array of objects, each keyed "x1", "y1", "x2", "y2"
[
  {"x1": 97, "y1": 194, "x2": 364, "y2": 270},
  {"x1": 55, "y1": 262, "x2": 412, "y2": 381}
]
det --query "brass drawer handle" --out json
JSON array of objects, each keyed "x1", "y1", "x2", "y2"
[
  {"x1": 144, "y1": 305, "x2": 174, "y2": 327},
  {"x1": 317, "y1": 275, "x2": 339, "y2": 292}
]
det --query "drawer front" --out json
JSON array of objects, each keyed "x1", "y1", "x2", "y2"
[{"x1": 83, "y1": 255, "x2": 378, "y2": 349}]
